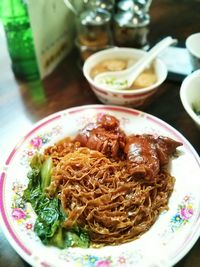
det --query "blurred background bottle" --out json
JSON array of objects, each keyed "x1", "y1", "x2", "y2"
[{"x1": 1, "y1": 0, "x2": 39, "y2": 81}]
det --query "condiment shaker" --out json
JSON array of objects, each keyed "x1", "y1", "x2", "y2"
[
  {"x1": 113, "y1": 0, "x2": 151, "y2": 49},
  {"x1": 76, "y1": 8, "x2": 113, "y2": 61}
]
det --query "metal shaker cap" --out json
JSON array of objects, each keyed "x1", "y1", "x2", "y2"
[
  {"x1": 114, "y1": 10, "x2": 150, "y2": 28},
  {"x1": 80, "y1": 8, "x2": 111, "y2": 26}
]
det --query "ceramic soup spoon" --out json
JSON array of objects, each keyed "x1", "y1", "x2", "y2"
[{"x1": 94, "y1": 36, "x2": 177, "y2": 90}]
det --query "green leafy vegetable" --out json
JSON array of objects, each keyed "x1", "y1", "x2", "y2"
[
  {"x1": 65, "y1": 229, "x2": 90, "y2": 248},
  {"x1": 30, "y1": 152, "x2": 44, "y2": 169},
  {"x1": 33, "y1": 196, "x2": 64, "y2": 245},
  {"x1": 22, "y1": 153, "x2": 90, "y2": 249},
  {"x1": 49, "y1": 226, "x2": 65, "y2": 248}
]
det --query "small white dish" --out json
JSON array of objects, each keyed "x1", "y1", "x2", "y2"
[
  {"x1": 186, "y1": 33, "x2": 200, "y2": 70},
  {"x1": 180, "y1": 69, "x2": 200, "y2": 129}
]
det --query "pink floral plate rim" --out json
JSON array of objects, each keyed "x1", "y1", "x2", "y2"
[{"x1": 0, "y1": 104, "x2": 200, "y2": 267}]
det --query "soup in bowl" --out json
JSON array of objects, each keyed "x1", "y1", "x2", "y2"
[{"x1": 83, "y1": 47, "x2": 168, "y2": 108}]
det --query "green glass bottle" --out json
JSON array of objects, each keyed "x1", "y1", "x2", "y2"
[{"x1": 1, "y1": 0, "x2": 39, "y2": 80}]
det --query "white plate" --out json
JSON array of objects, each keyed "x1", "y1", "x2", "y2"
[{"x1": 1, "y1": 105, "x2": 200, "y2": 267}]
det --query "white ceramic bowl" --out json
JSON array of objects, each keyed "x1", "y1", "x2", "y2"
[
  {"x1": 186, "y1": 32, "x2": 200, "y2": 70},
  {"x1": 83, "y1": 47, "x2": 168, "y2": 108},
  {"x1": 180, "y1": 69, "x2": 200, "y2": 129}
]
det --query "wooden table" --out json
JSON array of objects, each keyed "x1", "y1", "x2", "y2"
[{"x1": 0, "y1": 1, "x2": 200, "y2": 266}]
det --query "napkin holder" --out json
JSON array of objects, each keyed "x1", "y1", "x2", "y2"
[{"x1": 28, "y1": 0, "x2": 81, "y2": 79}]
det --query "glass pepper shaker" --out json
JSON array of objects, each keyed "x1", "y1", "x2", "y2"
[
  {"x1": 75, "y1": 8, "x2": 113, "y2": 61},
  {"x1": 113, "y1": 0, "x2": 151, "y2": 49}
]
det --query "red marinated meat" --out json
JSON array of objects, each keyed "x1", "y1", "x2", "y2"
[
  {"x1": 124, "y1": 134, "x2": 182, "y2": 180},
  {"x1": 75, "y1": 114, "x2": 182, "y2": 180},
  {"x1": 74, "y1": 114, "x2": 126, "y2": 158}
]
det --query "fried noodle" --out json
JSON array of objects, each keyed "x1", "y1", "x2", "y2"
[{"x1": 46, "y1": 143, "x2": 175, "y2": 246}]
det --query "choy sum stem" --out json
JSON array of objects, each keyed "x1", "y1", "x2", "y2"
[{"x1": 41, "y1": 157, "x2": 52, "y2": 192}]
